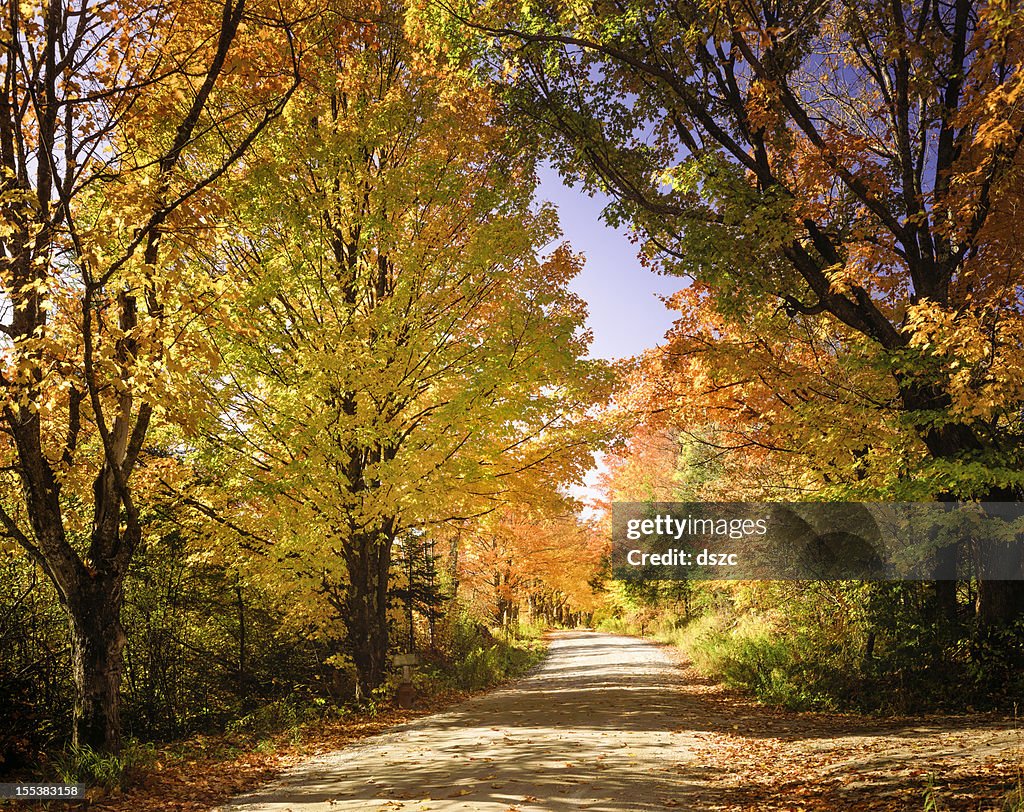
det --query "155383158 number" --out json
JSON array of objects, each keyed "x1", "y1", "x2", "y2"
[{"x1": 0, "y1": 784, "x2": 84, "y2": 800}]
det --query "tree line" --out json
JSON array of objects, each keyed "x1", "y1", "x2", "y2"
[
  {"x1": 475, "y1": 0, "x2": 1024, "y2": 709},
  {"x1": 0, "y1": 0, "x2": 608, "y2": 762}
]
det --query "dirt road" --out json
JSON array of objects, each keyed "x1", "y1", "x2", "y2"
[{"x1": 219, "y1": 631, "x2": 1021, "y2": 812}]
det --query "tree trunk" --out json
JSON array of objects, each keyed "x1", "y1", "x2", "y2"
[
  {"x1": 406, "y1": 547, "x2": 415, "y2": 651},
  {"x1": 931, "y1": 547, "x2": 959, "y2": 628},
  {"x1": 68, "y1": 575, "x2": 127, "y2": 752},
  {"x1": 973, "y1": 493, "x2": 1024, "y2": 630},
  {"x1": 235, "y1": 580, "x2": 249, "y2": 696},
  {"x1": 343, "y1": 526, "x2": 394, "y2": 700},
  {"x1": 966, "y1": 542, "x2": 1024, "y2": 629},
  {"x1": 901, "y1": 387, "x2": 1024, "y2": 630},
  {"x1": 976, "y1": 578, "x2": 1024, "y2": 630}
]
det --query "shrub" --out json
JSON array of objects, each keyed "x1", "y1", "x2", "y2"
[
  {"x1": 224, "y1": 695, "x2": 340, "y2": 739},
  {"x1": 416, "y1": 609, "x2": 545, "y2": 692}
]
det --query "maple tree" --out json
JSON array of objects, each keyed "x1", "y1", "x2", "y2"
[
  {"x1": 621, "y1": 293, "x2": 913, "y2": 501},
  {"x1": 460, "y1": 500, "x2": 604, "y2": 628},
  {"x1": 201, "y1": 6, "x2": 610, "y2": 698},
  {"x1": 447, "y1": 0, "x2": 1024, "y2": 625},
  {"x1": 598, "y1": 324, "x2": 1024, "y2": 709},
  {"x1": 0, "y1": 0, "x2": 300, "y2": 750}
]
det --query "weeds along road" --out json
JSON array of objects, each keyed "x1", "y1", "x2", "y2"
[{"x1": 218, "y1": 630, "x2": 1020, "y2": 812}]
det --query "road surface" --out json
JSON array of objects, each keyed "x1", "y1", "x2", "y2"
[
  {"x1": 221, "y1": 631, "x2": 706, "y2": 811},
  {"x1": 218, "y1": 630, "x2": 1021, "y2": 812}
]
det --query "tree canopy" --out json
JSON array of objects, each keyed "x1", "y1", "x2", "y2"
[{"x1": 1, "y1": 0, "x2": 1023, "y2": 776}]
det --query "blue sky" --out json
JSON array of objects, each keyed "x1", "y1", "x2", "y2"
[{"x1": 536, "y1": 165, "x2": 683, "y2": 361}]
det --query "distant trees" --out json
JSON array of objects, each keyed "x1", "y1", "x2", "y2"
[{"x1": 460, "y1": 502, "x2": 604, "y2": 628}]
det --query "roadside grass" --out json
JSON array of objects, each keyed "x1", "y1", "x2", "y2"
[
  {"x1": 51, "y1": 740, "x2": 158, "y2": 792},
  {"x1": 655, "y1": 613, "x2": 840, "y2": 711},
  {"x1": 1001, "y1": 782, "x2": 1024, "y2": 812},
  {"x1": 600, "y1": 612, "x2": 832, "y2": 710},
  {"x1": 602, "y1": 616, "x2": 1024, "y2": 812},
  {"x1": 416, "y1": 623, "x2": 546, "y2": 693}
]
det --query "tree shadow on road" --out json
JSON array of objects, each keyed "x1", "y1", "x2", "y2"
[{"x1": 223, "y1": 631, "x2": 1021, "y2": 812}]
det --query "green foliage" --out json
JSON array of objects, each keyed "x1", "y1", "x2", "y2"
[
  {"x1": 967, "y1": 622, "x2": 1024, "y2": 705},
  {"x1": 598, "y1": 578, "x2": 723, "y2": 634},
  {"x1": 417, "y1": 610, "x2": 546, "y2": 692},
  {"x1": 438, "y1": 643, "x2": 543, "y2": 691},
  {"x1": 595, "y1": 615, "x2": 641, "y2": 636},
  {"x1": 922, "y1": 773, "x2": 943, "y2": 812},
  {"x1": 120, "y1": 527, "x2": 341, "y2": 739},
  {"x1": 513, "y1": 616, "x2": 548, "y2": 642},
  {"x1": 52, "y1": 740, "x2": 156, "y2": 790},
  {"x1": 674, "y1": 613, "x2": 838, "y2": 711},
  {"x1": 616, "y1": 579, "x2": 1020, "y2": 714},
  {"x1": 0, "y1": 556, "x2": 72, "y2": 768},
  {"x1": 0, "y1": 535, "x2": 350, "y2": 773},
  {"x1": 224, "y1": 697, "x2": 341, "y2": 741}
]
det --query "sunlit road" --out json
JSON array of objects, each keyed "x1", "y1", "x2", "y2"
[
  {"x1": 219, "y1": 631, "x2": 705, "y2": 811},
  {"x1": 218, "y1": 630, "x2": 1022, "y2": 812}
]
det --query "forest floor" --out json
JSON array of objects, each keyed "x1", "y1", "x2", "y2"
[{"x1": 7, "y1": 631, "x2": 1020, "y2": 812}]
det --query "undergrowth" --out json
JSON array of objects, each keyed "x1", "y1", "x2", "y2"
[
  {"x1": 601, "y1": 581, "x2": 1024, "y2": 714},
  {"x1": 415, "y1": 612, "x2": 546, "y2": 692},
  {"x1": 52, "y1": 740, "x2": 156, "y2": 790},
  {"x1": 653, "y1": 613, "x2": 839, "y2": 711}
]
